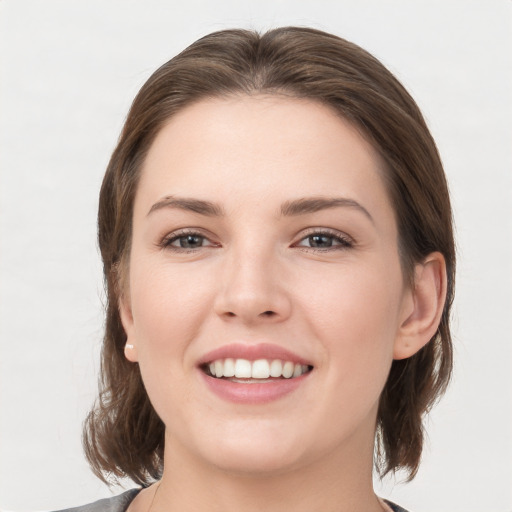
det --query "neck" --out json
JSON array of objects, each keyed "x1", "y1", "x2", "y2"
[{"x1": 154, "y1": 426, "x2": 383, "y2": 512}]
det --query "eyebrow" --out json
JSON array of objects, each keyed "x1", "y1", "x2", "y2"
[
  {"x1": 147, "y1": 195, "x2": 373, "y2": 223},
  {"x1": 280, "y1": 197, "x2": 374, "y2": 223},
  {"x1": 147, "y1": 196, "x2": 225, "y2": 217}
]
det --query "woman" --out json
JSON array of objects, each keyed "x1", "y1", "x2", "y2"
[{"x1": 76, "y1": 27, "x2": 454, "y2": 512}]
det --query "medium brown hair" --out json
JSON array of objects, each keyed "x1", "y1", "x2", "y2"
[{"x1": 84, "y1": 26, "x2": 455, "y2": 485}]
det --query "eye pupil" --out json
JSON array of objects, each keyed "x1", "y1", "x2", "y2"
[
  {"x1": 309, "y1": 235, "x2": 333, "y2": 248},
  {"x1": 180, "y1": 235, "x2": 203, "y2": 248}
]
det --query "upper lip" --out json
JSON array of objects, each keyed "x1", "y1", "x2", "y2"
[{"x1": 197, "y1": 343, "x2": 312, "y2": 366}]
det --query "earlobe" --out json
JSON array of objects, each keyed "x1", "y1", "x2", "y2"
[
  {"x1": 119, "y1": 294, "x2": 139, "y2": 363},
  {"x1": 394, "y1": 252, "x2": 447, "y2": 360},
  {"x1": 124, "y1": 342, "x2": 139, "y2": 362}
]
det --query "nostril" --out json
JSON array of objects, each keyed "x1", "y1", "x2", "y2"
[{"x1": 262, "y1": 311, "x2": 275, "y2": 316}]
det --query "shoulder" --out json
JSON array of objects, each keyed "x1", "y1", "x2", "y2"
[
  {"x1": 53, "y1": 489, "x2": 141, "y2": 512},
  {"x1": 384, "y1": 499, "x2": 411, "y2": 512}
]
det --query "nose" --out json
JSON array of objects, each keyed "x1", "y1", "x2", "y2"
[{"x1": 213, "y1": 247, "x2": 292, "y2": 324}]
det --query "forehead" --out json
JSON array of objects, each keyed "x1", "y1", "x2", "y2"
[{"x1": 135, "y1": 95, "x2": 393, "y2": 223}]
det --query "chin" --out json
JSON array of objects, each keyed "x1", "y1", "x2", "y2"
[
  {"x1": 195, "y1": 426, "x2": 310, "y2": 476},
  {"x1": 211, "y1": 444, "x2": 304, "y2": 476}
]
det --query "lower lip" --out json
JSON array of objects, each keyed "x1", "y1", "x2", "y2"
[{"x1": 199, "y1": 371, "x2": 310, "y2": 404}]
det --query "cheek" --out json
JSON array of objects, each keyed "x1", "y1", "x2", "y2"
[
  {"x1": 127, "y1": 262, "x2": 217, "y2": 424},
  {"x1": 302, "y1": 258, "x2": 403, "y2": 377},
  {"x1": 305, "y1": 265, "x2": 402, "y2": 443},
  {"x1": 129, "y1": 261, "x2": 214, "y2": 360}
]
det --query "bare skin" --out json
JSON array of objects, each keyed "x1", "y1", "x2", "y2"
[{"x1": 123, "y1": 96, "x2": 446, "y2": 512}]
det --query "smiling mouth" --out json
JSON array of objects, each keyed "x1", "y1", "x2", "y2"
[{"x1": 202, "y1": 358, "x2": 314, "y2": 381}]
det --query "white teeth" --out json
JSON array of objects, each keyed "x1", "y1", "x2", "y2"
[
  {"x1": 214, "y1": 360, "x2": 223, "y2": 378},
  {"x1": 223, "y1": 358, "x2": 235, "y2": 377},
  {"x1": 252, "y1": 359, "x2": 270, "y2": 379},
  {"x1": 269, "y1": 359, "x2": 283, "y2": 377},
  {"x1": 206, "y1": 358, "x2": 311, "y2": 379},
  {"x1": 282, "y1": 361, "x2": 294, "y2": 379},
  {"x1": 234, "y1": 359, "x2": 252, "y2": 378}
]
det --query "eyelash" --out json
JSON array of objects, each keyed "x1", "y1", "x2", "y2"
[
  {"x1": 159, "y1": 229, "x2": 217, "y2": 252},
  {"x1": 159, "y1": 228, "x2": 354, "y2": 253},
  {"x1": 295, "y1": 228, "x2": 354, "y2": 252}
]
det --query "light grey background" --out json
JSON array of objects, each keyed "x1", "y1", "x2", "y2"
[{"x1": 1, "y1": 1, "x2": 511, "y2": 511}]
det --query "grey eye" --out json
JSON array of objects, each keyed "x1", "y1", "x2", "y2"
[
  {"x1": 296, "y1": 231, "x2": 353, "y2": 250},
  {"x1": 174, "y1": 234, "x2": 205, "y2": 248},
  {"x1": 307, "y1": 235, "x2": 335, "y2": 248}
]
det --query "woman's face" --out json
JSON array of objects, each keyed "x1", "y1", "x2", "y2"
[{"x1": 121, "y1": 95, "x2": 414, "y2": 475}]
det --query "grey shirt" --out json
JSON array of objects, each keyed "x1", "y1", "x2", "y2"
[
  {"x1": 55, "y1": 489, "x2": 141, "y2": 512},
  {"x1": 56, "y1": 489, "x2": 410, "y2": 512}
]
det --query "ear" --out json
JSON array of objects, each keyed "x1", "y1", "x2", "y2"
[
  {"x1": 394, "y1": 252, "x2": 447, "y2": 360},
  {"x1": 119, "y1": 293, "x2": 139, "y2": 363}
]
